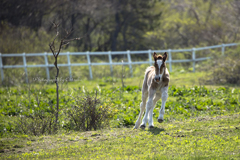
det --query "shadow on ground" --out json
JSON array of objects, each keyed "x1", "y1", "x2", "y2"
[{"x1": 148, "y1": 127, "x2": 165, "y2": 135}]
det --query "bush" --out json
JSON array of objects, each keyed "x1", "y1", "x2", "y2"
[
  {"x1": 204, "y1": 56, "x2": 240, "y2": 85},
  {"x1": 65, "y1": 91, "x2": 111, "y2": 131},
  {"x1": 197, "y1": 46, "x2": 240, "y2": 85},
  {"x1": 16, "y1": 111, "x2": 55, "y2": 136},
  {"x1": 212, "y1": 58, "x2": 240, "y2": 84}
]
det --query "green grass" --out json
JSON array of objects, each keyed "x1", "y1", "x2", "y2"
[
  {"x1": 1, "y1": 113, "x2": 240, "y2": 159},
  {"x1": 8, "y1": 71, "x2": 206, "y2": 93},
  {"x1": 0, "y1": 70, "x2": 240, "y2": 159},
  {"x1": 27, "y1": 71, "x2": 238, "y2": 91}
]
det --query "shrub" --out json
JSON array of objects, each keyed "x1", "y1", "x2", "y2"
[
  {"x1": 16, "y1": 111, "x2": 55, "y2": 136},
  {"x1": 204, "y1": 56, "x2": 240, "y2": 85},
  {"x1": 65, "y1": 91, "x2": 111, "y2": 131},
  {"x1": 197, "y1": 46, "x2": 240, "y2": 85}
]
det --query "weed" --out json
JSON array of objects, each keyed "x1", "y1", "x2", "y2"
[{"x1": 65, "y1": 91, "x2": 111, "y2": 131}]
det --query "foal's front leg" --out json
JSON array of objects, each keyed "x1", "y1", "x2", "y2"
[
  {"x1": 158, "y1": 86, "x2": 168, "y2": 123},
  {"x1": 140, "y1": 89, "x2": 155, "y2": 129},
  {"x1": 148, "y1": 93, "x2": 161, "y2": 128}
]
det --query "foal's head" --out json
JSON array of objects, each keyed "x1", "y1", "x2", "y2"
[{"x1": 153, "y1": 52, "x2": 167, "y2": 82}]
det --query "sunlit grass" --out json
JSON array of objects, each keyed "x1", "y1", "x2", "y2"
[
  {"x1": 2, "y1": 113, "x2": 239, "y2": 159},
  {"x1": 1, "y1": 69, "x2": 240, "y2": 159}
]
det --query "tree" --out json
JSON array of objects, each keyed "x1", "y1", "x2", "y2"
[
  {"x1": 145, "y1": 0, "x2": 240, "y2": 49},
  {"x1": 95, "y1": 0, "x2": 161, "y2": 51},
  {"x1": 49, "y1": 22, "x2": 81, "y2": 130}
]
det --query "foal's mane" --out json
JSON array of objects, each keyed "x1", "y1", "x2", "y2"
[{"x1": 155, "y1": 55, "x2": 163, "y2": 60}]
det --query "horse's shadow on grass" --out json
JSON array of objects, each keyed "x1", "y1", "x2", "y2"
[{"x1": 147, "y1": 127, "x2": 165, "y2": 135}]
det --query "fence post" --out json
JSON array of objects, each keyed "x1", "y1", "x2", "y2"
[
  {"x1": 86, "y1": 51, "x2": 93, "y2": 79},
  {"x1": 0, "y1": 53, "x2": 4, "y2": 83},
  {"x1": 67, "y1": 52, "x2": 72, "y2": 81},
  {"x1": 221, "y1": 44, "x2": 225, "y2": 56},
  {"x1": 168, "y1": 49, "x2": 172, "y2": 72},
  {"x1": 108, "y1": 51, "x2": 113, "y2": 76},
  {"x1": 44, "y1": 52, "x2": 50, "y2": 82},
  {"x1": 148, "y1": 49, "x2": 152, "y2": 66},
  {"x1": 192, "y1": 48, "x2": 196, "y2": 72},
  {"x1": 22, "y1": 53, "x2": 28, "y2": 83},
  {"x1": 127, "y1": 50, "x2": 133, "y2": 77}
]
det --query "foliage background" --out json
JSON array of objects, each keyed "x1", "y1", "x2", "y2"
[
  {"x1": 1, "y1": 0, "x2": 240, "y2": 84},
  {"x1": 1, "y1": 0, "x2": 240, "y2": 54},
  {"x1": 0, "y1": 1, "x2": 240, "y2": 158}
]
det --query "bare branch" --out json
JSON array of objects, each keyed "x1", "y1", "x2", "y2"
[
  {"x1": 62, "y1": 42, "x2": 70, "y2": 47},
  {"x1": 190, "y1": 7, "x2": 200, "y2": 26},
  {"x1": 49, "y1": 22, "x2": 60, "y2": 57},
  {"x1": 49, "y1": 23, "x2": 83, "y2": 63},
  {"x1": 49, "y1": 43, "x2": 56, "y2": 57},
  {"x1": 63, "y1": 28, "x2": 74, "y2": 40},
  {"x1": 55, "y1": 40, "x2": 63, "y2": 57},
  {"x1": 64, "y1": 37, "x2": 83, "y2": 43}
]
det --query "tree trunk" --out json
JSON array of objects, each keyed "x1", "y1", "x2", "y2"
[
  {"x1": 111, "y1": 13, "x2": 121, "y2": 51},
  {"x1": 54, "y1": 57, "x2": 59, "y2": 131}
]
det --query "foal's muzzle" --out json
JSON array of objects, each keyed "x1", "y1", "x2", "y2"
[{"x1": 154, "y1": 76, "x2": 160, "y2": 82}]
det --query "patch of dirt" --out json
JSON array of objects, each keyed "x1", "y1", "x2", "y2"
[
  {"x1": 0, "y1": 149, "x2": 10, "y2": 153},
  {"x1": 196, "y1": 114, "x2": 239, "y2": 122},
  {"x1": 176, "y1": 135, "x2": 185, "y2": 138},
  {"x1": 91, "y1": 134, "x2": 101, "y2": 137},
  {"x1": 13, "y1": 145, "x2": 23, "y2": 148}
]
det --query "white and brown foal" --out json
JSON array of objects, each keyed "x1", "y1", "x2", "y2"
[{"x1": 134, "y1": 52, "x2": 170, "y2": 129}]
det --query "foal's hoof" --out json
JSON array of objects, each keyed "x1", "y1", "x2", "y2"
[
  {"x1": 133, "y1": 126, "x2": 138, "y2": 130},
  {"x1": 158, "y1": 119, "x2": 163, "y2": 123},
  {"x1": 149, "y1": 125, "x2": 154, "y2": 129},
  {"x1": 140, "y1": 124, "x2": 146, "y2": 129}
]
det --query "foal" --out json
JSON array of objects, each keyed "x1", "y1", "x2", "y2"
[{"x1": 134, "y1": 52, "x2": 170, "y2": 129}]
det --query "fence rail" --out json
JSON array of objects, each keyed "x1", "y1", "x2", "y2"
[{"x1": 0, "y1": 43, "x2": 239, "y2": 83}]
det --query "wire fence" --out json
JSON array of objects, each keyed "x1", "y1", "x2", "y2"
[{"x1": 0, "y1": 43, "x2": 239, "y2": 83}]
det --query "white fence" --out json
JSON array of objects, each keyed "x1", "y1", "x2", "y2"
[{"x1": 0, "y1": 43, "x2": 239, "y2": 83}]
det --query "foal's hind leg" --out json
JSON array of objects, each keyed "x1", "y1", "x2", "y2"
[
  {"x1": 141, "y1": 89, "x2": 156, "y2": 129},
  {"x1": 134, "y1": 91, "x2": 148, "y2": 129}
]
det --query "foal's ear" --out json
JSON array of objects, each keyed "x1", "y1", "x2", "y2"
[
  {"x1": 153, "y1": 52, "x2": 157, "y2": 61},
  {"x1": 163, "y1": 52, "x2": 168, "y2": 62}
]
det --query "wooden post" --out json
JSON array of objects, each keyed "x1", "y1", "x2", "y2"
[
  {"x1": 67, "y1": 52, "x2": 72, "y2": 81},
  {"x1": 192, "y1": 48, "x2": 196, "y2": 72},
  {"x1": 0, "y1": 53, "x2": 4, "y2": 83},
  {"x1": 222, "y1": 44, "x2": 225, "y2": 56},
  {"x1": 23, "y1": 53, "x2": 28, "y2": 83},
  {"x1": 86, "y1": 51, "x2": 93, "y2": 79},
  {"x1": 44, "y1": 52, "x2": 50, "y2": 81},
  {"x1": 108, "y1": 51, "x2": 113, "y2": 76},
  {"x1": 127, "y1": 50, "x2": 132, "y2": 77},
  {"x1": 148, "y1": 49, "x2": 152, "y2": 66},
  {"x1": 168, "y1": 49, "x2": 172, "y2": 72}
]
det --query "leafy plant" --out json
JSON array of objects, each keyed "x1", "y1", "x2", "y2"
[
  {"x1": 66, "y1": 91, "x2": 111, "y2": 131},
  {"x1": 16, "y1": 111, "x2": 55, "y2": 136}
]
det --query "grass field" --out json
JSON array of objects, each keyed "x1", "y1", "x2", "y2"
[
  {"x1": 0, "y1": 71, "x2": 240, "y2": 159},
  {"x1": 1, "y1": 113, "x2": 240, "y2": 159}
]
